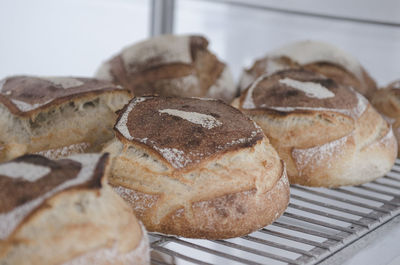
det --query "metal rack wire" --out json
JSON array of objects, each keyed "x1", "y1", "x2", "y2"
[{"x1": 149, "y1": 159, "x2": 400, "y2": 265}]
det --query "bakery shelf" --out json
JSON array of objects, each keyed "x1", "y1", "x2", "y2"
[{"x1": 149, "y1": 159, "x2": 400, "y2": 264}]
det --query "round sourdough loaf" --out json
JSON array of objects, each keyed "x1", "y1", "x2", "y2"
[
  {"x1": 0, "y1": 76, "x2": 131, "y2": 162},
  {"x1": 233, "y1": 69, "x2": 397, "y2": 187},
  {"x1": 0, "y1": 153, "x2": 149, "y2": 265},
  {"x1": 95, "y1": 34, "x2": 236, "y2": 103},
  {"x1": 239, "y1": 40, "x2": 377, "y2": 99},
  {"x1": 371, "y1": 80, "x2": 400, "y2": 154},
  {"x1": 103, "y1": 96, "x2": 289, "y2": 239}
]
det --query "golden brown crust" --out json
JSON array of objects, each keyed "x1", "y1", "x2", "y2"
[
  {"x1": 110, "y1": 156, "x2": 288, "y2": 239},
  {"x1": 288, "y1": 104, "x2": 396, "y2": 187},
  {"x1": 235, "y1": 70, "x2": 396, "y2": 187},
  {"x1": 149, "y1": 169, "x2": 288, "y2": 239},
  {"x1": 96, "y1": 35, "x2": 236, "y2": 102},
  {"x1": 106, "y1": 128, "x2": 288, "y2": 238}
]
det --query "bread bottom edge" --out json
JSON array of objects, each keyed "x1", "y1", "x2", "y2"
[{"x1": 112, "y1": 173, "x2": 290, "y2": 239}]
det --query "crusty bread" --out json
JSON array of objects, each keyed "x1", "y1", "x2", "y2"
[
  {"x1": 103, "y1": 96, "x2": 289, "y2": 239},
  {"x1": 239, "y1": 40, "x2": 377, "y2": 99},
  {"x1": 371, "y1": 80, "x2": 400, "y2": 154},
  {"x1": 0, "y1": 76, "x2": 132, "y2": 162},
  {"x1": 95, "y1": 34, "x2": 237, "y2": 103},
  {"x1": 233, "y1": 69, "x2": 397, "y2": 187},
  {"x1": 0, "y1": 153, "x2": 149, "y2": 265}
]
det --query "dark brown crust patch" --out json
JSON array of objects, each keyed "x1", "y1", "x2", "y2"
[
  {"x1": 103, "y1": 35, "x2": 224, "y2": 98},
  {"x1": 82, "y1": 153, "x2": 109, "y2": 189},
  {"x1": 115, "y1": 97, "x2": 264, "y2": 169},
  {"x1": 240, "y1": 69, "x2": 358, "y2": 111},
  {"x1": 0, "y1": 76, "x2": 125, "y2": 116},
  {"x1": 120, "y1": 35, "x2": 207, "y2": 74},
  {"x1": 0, "y1": 154, "x2": 109, "y2": 215}
]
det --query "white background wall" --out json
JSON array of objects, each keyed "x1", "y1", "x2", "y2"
[
  {"x1": 175, "y1": 0, "x2": 400, "y2": 86},
  {"x1": 0, "y1": 0, "x2": 149, "y2": 79},
  {"x1": 0, "y1": 0, "x2": 399, "y2": 86}
]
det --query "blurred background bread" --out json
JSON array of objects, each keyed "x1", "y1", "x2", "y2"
[
  {"x1": 371, "y1": 80, "x2": 400, "y2": 155},
  {"x1": 103, "y1": 96, "x2": 289, "y2": 239},
  {"x1": 0, "y1": 153, "x2": 149, "y2": 265},
  {"x1": 239, "y1": 40, "x2": 377, "y2": 99},
  {"x1": 0, "y1": 76, "x2": 131, "y2": 162},
  {"x1": 96, "y1": 34, "x2": 236, "y2": 103},
  {"x1": 233, "y1": 69, "x2": 397, "y2": 187}
]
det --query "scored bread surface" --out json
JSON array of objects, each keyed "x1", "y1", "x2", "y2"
[
  {"x1": 234, "y1": 69, "x2": 397, "y2": 187},
  {"x1": 0, "y1": 76, "x2": 132, "y2": 162},
  {"x1": 104, "y1": 96, "x2": 289, "y2": 239},
  {"x1": 0, "y1": 153, "x2": 149, "y2": 265},
  {"x1": 95, "y1": 35, "x2": 236, "y2": 103}
]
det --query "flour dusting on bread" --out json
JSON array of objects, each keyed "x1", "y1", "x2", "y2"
[
  {"x1": 39, "y1": 77, "x2": 84, "y2": 89},
  {"x1": 207, "y1": 66, "x2": 236, "y2": 102},
  {"x1": 221, "y1": 129, "x2": 261, "y2": 149},
  {"x1": 352, "y1": 91, "x2": 368, "y2": 118},
  {"x1": 242, "y1": 74, "x2": 266, "y2": 109},
  {"x1": 242, "y1": 71, "x2": 368, "y2": 120},
  {"x1": 121, "y1": 35, "x2": 192, "y2": 72},
  {"x1": 279, "y1": 77, "x2": 335, "y2": 99},
  {"x1": 115, "y1": 97, "x2": 148, "y2": 140},
  {"x1": 115, "y1": 97, "x2": 264, "y2": 171},
  {"x1": 378, "y1": 126, "x2": 396, "y2": 147},
  {"x1": 0, "y1": 154, "x2": 102, "y2": 239},
  {"x1": 36, "y1": 142, "x2": 91, "y2": 159},
  {"x1": 11, "y1": 98, "x2": 53, "y2": 112},
  {"x1": 153, "y1": 146, "x2": 191, "y2": 168},
  {"x1": 159, "y1": 108, "x2": 222, "y2": 129},
  {"x1": 0, "y1": 162, "x2": 50, "y2": 182},
  {"x1": 113, "y1": 186, "x2": 157, "y2": 215},
  {"x1": 266, "y1": 95, "x2": 366, "y2": 119},
  {"x1": 292, "y1": 134, "x2": 350, "y2": 173},
  {"x1": 270, "y1": 40, "x2": 364, "y2": 81}
]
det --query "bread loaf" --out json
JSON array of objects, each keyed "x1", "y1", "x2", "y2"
[
  {"x1": 96, "y1": 35, "x2": 236, "y2": 103},
  {"x1": 239, "y1": 41, "x2": 377, "y2": 99},
  {"x1": 0, "y1": 153, "x2": 149, "y2": 265},
  {"x1": 371, "y1": 80, "x2": 400, "y2": 155},
  {"x1": 0, "y1": 76, "x2": 131, "y2": 162},
  {"x1": 103, "y1": 96, "x2": 289, "y2": 239},
  {"x1": 233, "y1": 69, "x2": 397, "y2": 187}
]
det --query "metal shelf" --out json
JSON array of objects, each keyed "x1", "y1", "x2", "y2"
[{"x1": 149, "y1": 159, "x2": 400, "y2": 264}]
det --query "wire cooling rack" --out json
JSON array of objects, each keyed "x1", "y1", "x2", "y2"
[{"x1": 149, "y1": 159, "x2": 400, "y2": 265}]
